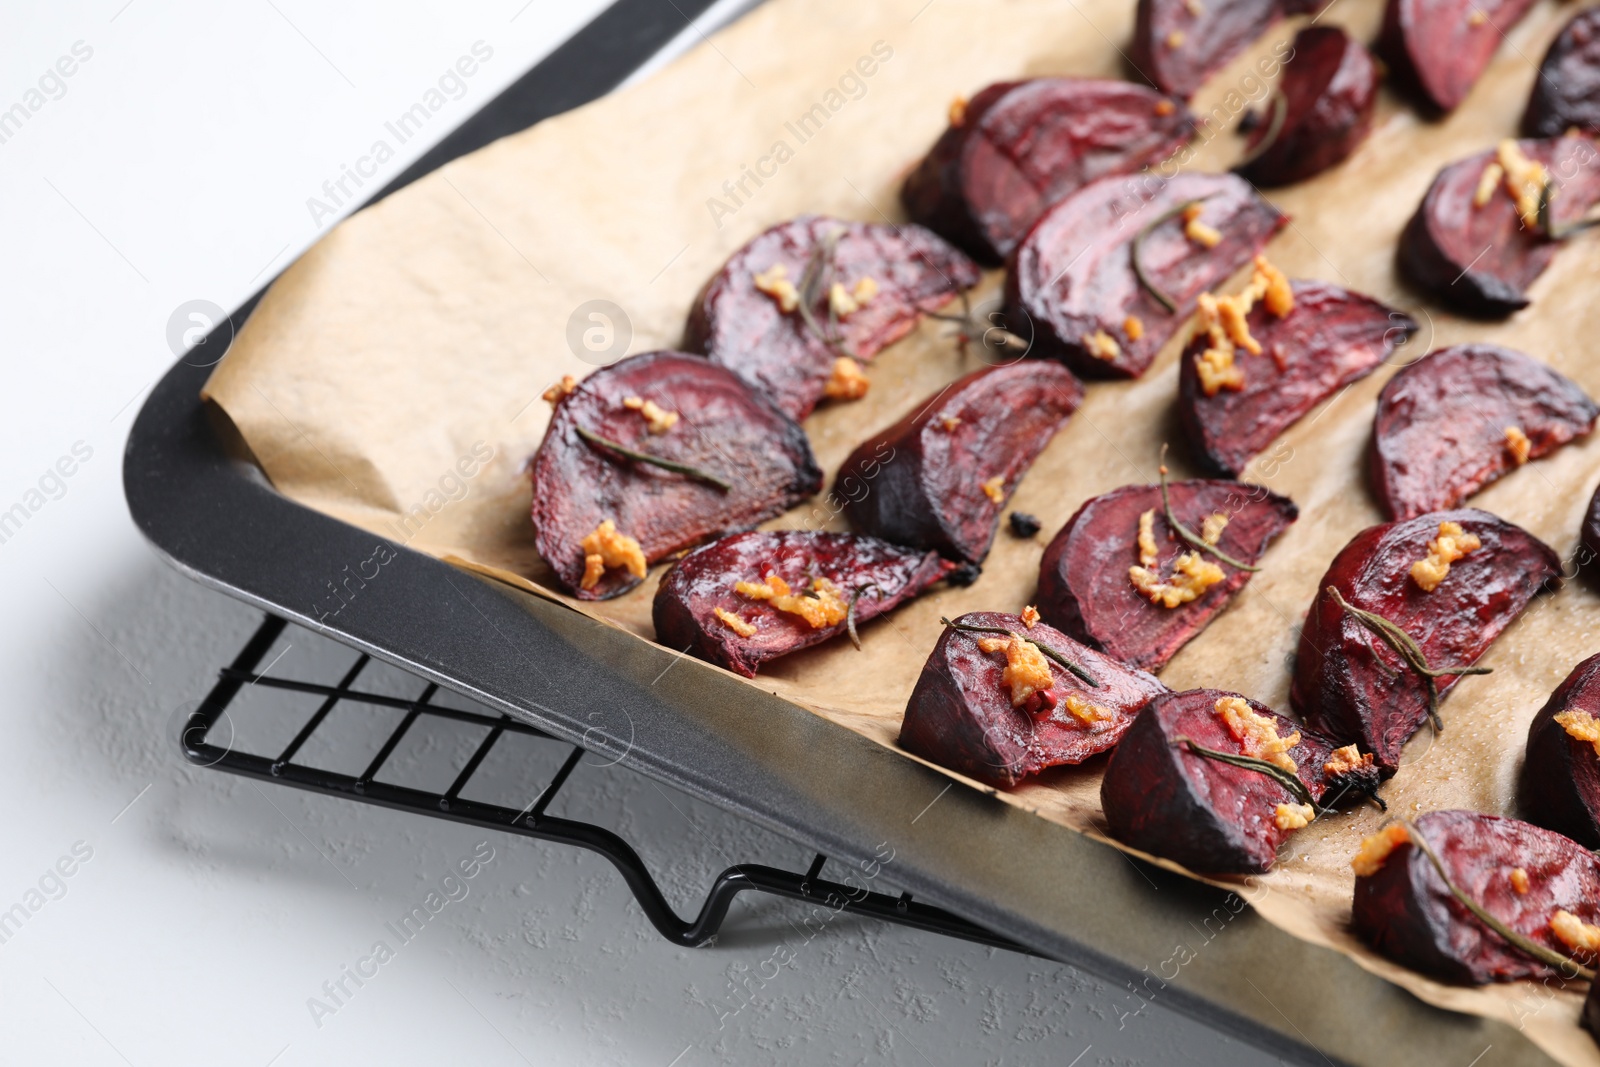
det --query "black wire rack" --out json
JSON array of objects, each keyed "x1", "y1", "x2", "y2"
[{"x1": 182, "y1": 612, "x2": 1033, "y2": 955}]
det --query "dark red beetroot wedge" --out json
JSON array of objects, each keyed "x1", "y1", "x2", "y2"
[
  {"x1": 1007, "y1": 172, "x2": 1286, "y2": 380},
  {"x1": 1525, "y1": 7, "x2": 1600, "y2": 137},
  {"x1": 1178, "y1": 279, "x2": 1416, "y2": 477},
  {"x1": 1101, "y1": 689, "x2": 1335, "y2": 874},
  {"x1": 1236, "y1": 27, "x2": 1379, "y2": 187},
  {"x1": 1291, "y1": 509, "x2": 1560, "y2": 776},
  {"x1": 1518, "y1": 654, "x2": 1600, "y2": 850},
  {"x1": 1130, "y1": 0, "x2": 1320, "y2": 100},
  {"x1": 901, "y1": 79, "x2": 1196, "y2": 265},
  {"x1": 652, "y1": 530, "x2": 952, "y2": 678},
  {"x1": 1398, "y1": 136, "x2": 1600, "y2": 316},
  {"x1": 1352, "y1": 811, "x2": 1600, "y2": 984},
  {"x1": 531, "y1": 352, "x2": 822, "y2": 600},
  {"x1": 1037, "y1": 479, "x2": 1297, "y2": 672},
  {"x1": 1587, "y1": 979, "x2": 1600, "y2": 1046},
  {"x1": 1378, "y1": 0, "x2": 1539, "y2": 112},
  {"x1": 899, "y1": 611, "x2": 1167, "y2": 789},
  {"x1": 1584, "y1": 480, "x2": 1600, "y2": 576},
  {"x1": 837, "y1": 362, "x2": 1082, "y2": 564},
  {"x1": 1371, "y1": 344, "x2": 1598, "y2": 521},
  {"x1": 684, "y1": 215, "x2": 981, "y2": 421}
]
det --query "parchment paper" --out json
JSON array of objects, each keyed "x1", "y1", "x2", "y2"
[{"x1": 203, "y1": 0, "x2": 1600, "y2": 1060}]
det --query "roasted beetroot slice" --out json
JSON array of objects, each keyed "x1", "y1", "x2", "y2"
[
  {"x1": 652, "y1": 530, "x2": 952, "y2": 678},
  {"x1": 1130, "y1": 0, "x2": 1316, "y2": 100},
  {"x1": 1101, "y1": 689, "x2": 1335, "y2": 874},
  {"x1": 1524, "y1": 7, "x2": 1600, "y2": 137},
  {"x1": 1352, "y1": 810, "x2": 1600, "y2": 984},
  {"x1": 837, "y1": 362, "x2": 1082, "y2": 564},
  {"x1": 1584, "y1": 480, "x2": 1600, "y2": 577},
  {"x1": 530, "y1": 352, "x2": 822, "y2": 600},
  {"x1": 1587, "y1": 980, "x2": 1600, "y2": 1045},
  {"x1": 1291, "y1": 509, "x2": 1559, "y2": 776},
  {"x1": 684, "y1": 215, "x2": 980, "y2": 420},
  {"x1": 1371, "y1": 344, "x2": 1598, "y2": 520},
  {"x1": 1378, "y1": 0, "x2": 1539, "y2": 112},
  {"x1": 899, "y1": 611, "x2": 1167, "y2": 789},
  {"x1": 1236, "y1": 28, "x2": 1378, "y2": 187},
  {"x1": 1398, "y1": 136, "x2": 1600, "y2": 316},
  {"x1": 1178, "y1": 280, "x2": 1415, "y2": 477},
  {"x1": 901, "y1": 79, "x2": 1196, "y2": 265},
  {"x1": 1038, "y1": 480, "x2": 1296, "y2": 672},
  {"x1": 1007, "y1": 172, "x2": 1286, "y2": 380},
  {"x1": 1518, "y1": 654, "x2": 1600, "y2": 850}
]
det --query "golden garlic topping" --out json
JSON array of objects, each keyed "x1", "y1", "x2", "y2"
[
  {"x1": 1551, "y1": 910, "x2": 1600, "y2": 959},
  {"x1": 1275, "y1": 803, "x2": 1315, "y2": 831},
  {"x1": 822, "y1": 356, "x2": 870, "y2": 401},
  {"x1": 1193, "y1": 257, "x2": 1294, "y2": 397},
  {"x1": 1324, "y1": 744, "x2": 1373, "y2": 777},
  {"x1": 1021, "y1": 604, "x2": 1041, "y2": 629},
  {"x1": 1350, "y1": 823, "x2": 1411, "y2": 877},
  {"x1": 1496, "y1": 139, "x2": 1550, "y2": 230},
  {"x1": 1165, "y1": 29, "x2": 1186, "y2": 49},
  {"x1": 753, "y1": 263, "x2": 800, "y2": 312},
  {"x1": 543, "y1": 375, "x2": 577, "y2": 405},
  {"x1": 1555, "y1": 709, "x2": 1600, "y2": 758},
  {"x1": 981, "y1": 475, "x2": 1006, "y2": 504},
  {"x1": 1123, "y1": 315, "x2": 1145, "y2": 341},
  {"x1": 1217, "y1": 696, "x2": 1300, "y2": 773},
  {"x1": 829, "y1": 276, "x2": 878, "y2": 318},
  {"x1": 622, "y1": 395, "x2": 679, "y2": 434},
  {"x1": 1504, "y1": 425, "x2": 1531, "y2": 466},
  {"x1": 1137, "y1": 509, "x2": 1161, "y2": 567},
  {"x1": 1510, "y1": 867, "x2": 1531, "y2": 895},
  {"x1": 579, "y1": 519, "x2": 647, "y2": 591},
  {"x1": 1409, "y1": 520, "x2": 1481, "y2": 593},
  {"x1": 1200, "y1": 512, "x2": 1229, "y2": 546},
  {"x1": 1064, "y1": 692, "x2": 1114, "y2": 725},
  {"x1": 948, "y1": 94, "x2": 968, "y2": 127},
  {"x1": 1130, "y1": 552, "x2": 1225, "y2": 608},
  {"x1": 714, "y1": 607, "x2": 758, "y2": 637},
  {"x1": 1083, "y1": 329, "x2": 1122, "y2": 362},
  {"x1": 1473, "y1": 161, "x2": 1505, "y2": 207},
  {"x1": 1182, "y1": 202, "x2": 1220, "y2": 247},
  {"x1": 977, "y1": 635, "x2": 1055, "y2": 709},
  {"x1": 735, "y1": 573, "x2": 849, "y2": 629},
  {"x1": 940, "y1": 415, "x2": 962, "y2": 431}
]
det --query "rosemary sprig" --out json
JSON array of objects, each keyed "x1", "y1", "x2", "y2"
[
  {"x1": 1132, "y1": 195, "x2": 1213, "y2": 314},
  {"x1": 795, "y1": 229, "x2": 856, "y2": 358},
  {"x1": 846, "y1": 583, "x2": 881, "y2": 651},
  {"x1": 925, "y1": 291, "x2": 1031, "y2": 354},
  {"x1": 575, "y1": 426, "x2": 732, "y2": 491},
  {"x1": 1157, "y1": 445, "x2": 1260, "y2": 572},
  {"x1": 1326, "y1": 586, "x2": 1492, "y2": 732},
  {"x1": 1398, "y1": 819, "x2": 1596, "y2": 982},
  {"x1": 1235, "y1": 91, "x2": 1288, "y2": 168},
  {"x1": 940, "y1": 617, "x2": 1101, "y2": 688},
  {"x1": 1172, "y1": 736, "x2": 1321, "y2": 814}
]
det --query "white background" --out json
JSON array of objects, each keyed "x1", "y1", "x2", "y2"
[{"x1": 0, "y1": 1, "x2": 1289, "y2": 1063}]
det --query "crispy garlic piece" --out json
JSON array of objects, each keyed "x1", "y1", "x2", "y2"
[
  {"x1": 753, "y1": 263, "x2": 800, "y2": 312},
  {"x1": 1064, "y1": 692, "x2": 1114, "y2": 725},
  {"x1": 1136, "y1": 509, "x2": 1161, "y2": 567},
  {"x1": 714, "y1": 607, "x2": 758, "y2": 637},
  {"x1": 543, "y1": 375, "x2": 578, "y2": 405},
  {"x1": 981, "y1": 475, "x2": 1006, "y2": 504},
  {"x1": 1409, "y1": 520, "x2": 1481, "y2": 593},
  {"x1": 1496, "y1": 140, "x2": 1549, "y2": 230},
  {"x1": 1083, "y1": 329, "x2": 1122, "y2": 362},
  {"x1": 1510, "y1": 867, "x2": 1531, "y2": 895},
  {"x1": 622, "y1": 395, "x2": 679, "y2": 434},
  {"x1": 1504, "y1": 425, "x2": 1531, "y2": 466},
  {"x1": 1192, "y1": 257, "x2": 1293, "y2": 397},
  {"x1": 1351, "y1": 823, "x2": 1411, "y2": 877},
  {"x1": 1021, "y1": 604, "x2": 1041, "y2": 629},
  {"x1": 1182, "y1": 203, "x2": 1219, "y2": 247},
  {"x1": 735, "y1": 573, "x2": 849, "y2": 629},
  {"x1": 1124, "y1": 315, "x2": 1145, "y2": 342},
  {"x1": 1473, "y1": 161, "x2": 1506, "y2": 208},
  {"x1": 823, "y1": 356, "x2": 870, "y2": 401},
  {"x1": 948, "y1": 94, "x2": 968, "y2": 127},
  {"x1": 828, "y1": 276, "x2": 878, "y2": 317},
  {"x1": 579, "y1": 519, "x2": 647, "y2": 590},
  {"x1": 1550, "y1": 910, "x2": 1600, "y2": 959},
  {"x1": 1555, "y1": 709, "x2": 1600, "y2": 758},
  {"x1": 977, "y1": 635, "x2": 1055, "y2": 709},
  {"x1": 1217, "y1": 696, "x2": 1300, "y2": 773},
  {"x1": 1129, "y1": 551, "x2": 1224, "y2": 608},
  {"x1": 1324, "y1": 744, "x2": 1370, "y2": 777},
  {"x1": 1275, "y1": 803, "x2": 1315, "y2": 831},
  {"x1": 1200, "y1": 512, "x2": 1228, "y2": 546}
]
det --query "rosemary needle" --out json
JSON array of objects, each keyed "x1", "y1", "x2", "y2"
[{"x1": 575, "y1": 426, "x2": 732, "y2": 491}]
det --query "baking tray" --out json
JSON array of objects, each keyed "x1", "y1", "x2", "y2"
[{"x1": 122, "y1": 2, "x2": 1564, "y2": 1063}]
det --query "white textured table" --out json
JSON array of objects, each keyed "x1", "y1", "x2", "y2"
[{"x1": 0, "y1": 2, "x2": 1281, "y2": 1062}]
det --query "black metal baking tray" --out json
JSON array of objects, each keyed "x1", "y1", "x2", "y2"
[{"x1": 122, "y1": 3, "x2": 1562, "y2": 1063}]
